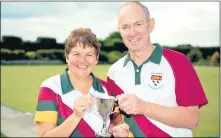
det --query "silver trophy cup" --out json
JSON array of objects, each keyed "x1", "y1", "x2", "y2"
[{"x1": 95, "y1": 96, "x2": 116, "y2": 137}]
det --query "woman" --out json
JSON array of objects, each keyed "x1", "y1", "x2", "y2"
[{"x1": 34, "y1": 28, "x2": 112, "y2": 137}]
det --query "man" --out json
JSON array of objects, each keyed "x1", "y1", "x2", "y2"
[{"x1": 108, "y1": 2, "x2": 208, "y2": 137}]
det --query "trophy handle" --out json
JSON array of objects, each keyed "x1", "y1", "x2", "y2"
[{"x1": 108, "y1": 106, "x2": 120, "y2": 115}]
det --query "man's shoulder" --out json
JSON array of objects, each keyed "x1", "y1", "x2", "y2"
[
  {"x1": 162, "y1": 48, "x2": 193, "y2": 70},
  {"x1": 107, "y1": 55, "x2": 127, "y2": 77},
  {"x1": 162, "y1": 48, "x2": 189, "y2": 62}
]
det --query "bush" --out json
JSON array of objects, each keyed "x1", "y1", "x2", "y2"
[
  {"x1": 13, "y1": 50, "x2": 25, "y2": 60},
  {"x1": 107, "y1": 51, "x2": 122, "y2": 64},
  {"x1": 187, "y1": 48, "x2": 203, "y2": 63},
  {"x1": 36, "y1": 49, "x2": 65, "y2": 61},
  {"x1": 25, "y1": 51, "x2": 36, "y2": 59},
  {"x1": 195, "y1": 58, "x2": 210, "y2": 66},
  {"x1": 1, "y1": 48, "x2": 12, "y2": 60},
  {"x1": 210, "y1": 51, "x2": 220, "y2": 66},
  {"x1": 99, "y1": 51, "x2": 108, "y2": 63},
  {"x1": 1, "y1": 49, "x2": 25, "y2": 60}
]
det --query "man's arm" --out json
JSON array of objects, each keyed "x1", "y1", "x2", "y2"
[
  {"x1": 144, "y1": 102, "x2": 199, "y2": 129},
  {"x1": 118, "y1": 94, "x2": 200, "y2": 129}
]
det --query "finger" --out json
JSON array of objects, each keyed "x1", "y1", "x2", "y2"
[
  {"x1": 113, "y1": 132, "x2": 119, "y2": 137},
  {"x1": 84, "y1": 95, "x2": 94, "y2": 105},
  {"x1": 112, "y1": 125, "x2": 122, "y2": 132},
  {"x1": 112, "y1": 126, "x2": 118, "y2": 132},
  {"x1": 124, "y1": 103, "x2": 135, "y2": 114},
  {"x1": 120, "y1": 101, "x2": 132, "y2": 111},
  {"x1": 83, "y1": 103, "x2": 92, "y2": 109},
  {"x1": 113, "y1": 128, "x2": 128, "y2": 137},
  {"x1": 78, "y1": 97, "x2": 93, "y2": 106},
  {"x1": 126, "y1": 108, "x2": 134, "y2": 114},
  {"x1": 120, "y1": 123, "x2": 129, "y2": 130},
  {"x1": 108, "y1": 123, "x2": 114, "y2": 133},
  {"x1": 76, "y1": 103, "x2": 91, "y2": 111},
  {"x1": 118, "y1": 94, "x2": 128, "y2": 105}
]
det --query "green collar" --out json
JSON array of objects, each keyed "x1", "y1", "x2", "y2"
[
  {"x1": 60, "y1": 68, "x2": 105, "y2": 95},
  {"x1": 123, "y1": 44, "x2": 162, "y2": 67}
]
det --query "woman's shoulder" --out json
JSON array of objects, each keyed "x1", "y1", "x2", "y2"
[{"x1": 40, "y1": 74, "x2": 61, "y2": 88}]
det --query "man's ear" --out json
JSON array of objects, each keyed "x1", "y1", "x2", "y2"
[
  {"x1": 149, "y1": 18, "x2": 155, "y2": 33},
  {"x1": 117, "y1": 26, "x2": 120, "y2": 31}
]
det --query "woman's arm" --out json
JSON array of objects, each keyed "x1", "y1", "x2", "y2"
[{"x1": 37, "y1": 112, "x2": 81, "y2": 137}]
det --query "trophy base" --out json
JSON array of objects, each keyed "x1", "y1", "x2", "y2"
[{"x1": 95, "y1": 132, "x2": 112, "y2": 137}]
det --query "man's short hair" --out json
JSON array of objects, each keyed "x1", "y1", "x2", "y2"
[{"x1": 118, "y1": 1, "x2": 151, "y2": 20}]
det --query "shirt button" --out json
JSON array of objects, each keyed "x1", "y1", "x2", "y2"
[{"x1": 136, "y1": 69, "x2": 139, "y2": 72}]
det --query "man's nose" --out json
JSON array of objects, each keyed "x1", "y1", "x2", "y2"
[{"x1": 128, "y1": 26, "x2": 136, "y2": 36}]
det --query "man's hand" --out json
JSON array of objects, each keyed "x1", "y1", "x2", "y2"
[
  {"x1": 117, "y1": 94, "x2": 147, "y2": 115},
  {"x1": 112, "y1": 123, "x2": 129, "y2": 137}
]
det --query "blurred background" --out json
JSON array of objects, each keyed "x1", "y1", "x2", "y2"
[{"x1": 1, "y1": 2, "x2": 220, "y2": 137}]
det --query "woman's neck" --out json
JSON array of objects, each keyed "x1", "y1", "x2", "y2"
[{"x1": 68, "y1": 71, "x2": 93, "y2": 94}]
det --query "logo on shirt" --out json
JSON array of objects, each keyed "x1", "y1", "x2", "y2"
[{"x1": 149, "y1": 73, "x2": 164, "y2": 89}]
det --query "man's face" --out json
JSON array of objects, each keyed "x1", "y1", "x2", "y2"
[{"x1": 118, "y1": 4, "x2": 154, "y2": 52}]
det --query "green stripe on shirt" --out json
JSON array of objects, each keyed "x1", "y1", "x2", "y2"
[
  {"x1": 124, "y1": 115, "x2": 146, "y2": 137},
  {"x1": 36, "y1": 101, "x2": 57, "y2": 111}
]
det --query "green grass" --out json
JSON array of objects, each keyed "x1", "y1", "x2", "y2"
[
  {"x1": 1, "y1": 132, "x2": 7, "y2": 137},
  {"x1": 1, "y1": 65, "x2": 219, "y2": 137}
]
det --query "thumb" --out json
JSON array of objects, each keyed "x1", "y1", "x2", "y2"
[
  {"x1": 121, "y1": 123, "x2": 129, "y2": 130},
  {"x1": 108, "y1": 123, "x2": 114, "y2": 133}
]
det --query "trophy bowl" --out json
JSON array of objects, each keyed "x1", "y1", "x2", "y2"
[{"x1": 95, "y1": 96, "x2": 116, "y2": 137}]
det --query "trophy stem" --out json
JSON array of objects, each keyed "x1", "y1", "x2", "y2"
[{"x1": 101, "y1": 117, "x2": 107, "y2": 133}]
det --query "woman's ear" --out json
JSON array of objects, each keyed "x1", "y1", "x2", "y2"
[
  {"x1": 96, "y1": 56, "x2": 99, "y2": 64},
  {"x1": 65, "y1": 53, "x2": 69, "y2": 64}
]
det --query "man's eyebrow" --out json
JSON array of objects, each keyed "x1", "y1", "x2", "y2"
[
  {"x1": 134, "y1": 21, "x2": 144, "y2": 24},
  {"x1": 121, "y1": 24, "x2": 129, "y2": 27},
  {"x1": 120, "y1": 21, "x2": 144, "y2": 26}
]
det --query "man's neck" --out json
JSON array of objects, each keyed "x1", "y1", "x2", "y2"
[{"x1": 130, "y1": 44, "x2": 154, "y2": 67}]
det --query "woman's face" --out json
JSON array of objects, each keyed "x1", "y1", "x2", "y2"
[{"x1": 66, "y1": 44, "x2": 98, "y2": 79}]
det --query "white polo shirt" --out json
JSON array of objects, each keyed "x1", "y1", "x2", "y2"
[
  {"x1": 34, "y1": 68, "x2": 110, "y2": 137},
  {"x1": 107, "y1": 44, "x2": 208, "y2": 137}
]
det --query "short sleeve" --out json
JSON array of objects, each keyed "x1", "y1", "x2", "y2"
[
  {"x1": 34, "y1": 87, "x2": 58, "y2": 124},
  {"x1": 175, "y1": 56, "x2": 208, "y2": 108}
]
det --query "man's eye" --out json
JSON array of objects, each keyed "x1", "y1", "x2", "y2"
[
  {"x1": 73, "y1": 53, "x2": 79, "y2": 56},
  {"x1": 122, "y1": 26, "x2": 128, "y2": 30},
  {"x1": 87, "y1": 54, "x2": 93, "y2": 57},
  {"x1": 136, "y1": 23, "x2": 142, "y2": 26}
]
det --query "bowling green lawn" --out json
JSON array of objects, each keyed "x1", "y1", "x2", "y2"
[{"x1": 1, "y1": 65, "x2": 220, "y2": 137}]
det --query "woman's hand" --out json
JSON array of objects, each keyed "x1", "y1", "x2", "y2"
[{"x1": 73, "y1": 94, "x2": 93, "y2": 118}]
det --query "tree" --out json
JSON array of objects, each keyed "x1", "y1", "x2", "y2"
[
  {"x1": 106, "y1": 31, "x2": 122, "y2": 40},
  {"x1": 187, "y1": 48, "x2": 203, "y2": 63},
  {"x1": 2, "y1": 36, "x2": 23, "y2": 50},
  {"x1": 36, "y1": 37, "x2": 57, "y2": 49},
  {"x1": 107, "y1": 51, "x2": 122, "y2": 64},
  {"x1": 210, "y1": 51, "x2": 220, "y2": 66}
]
